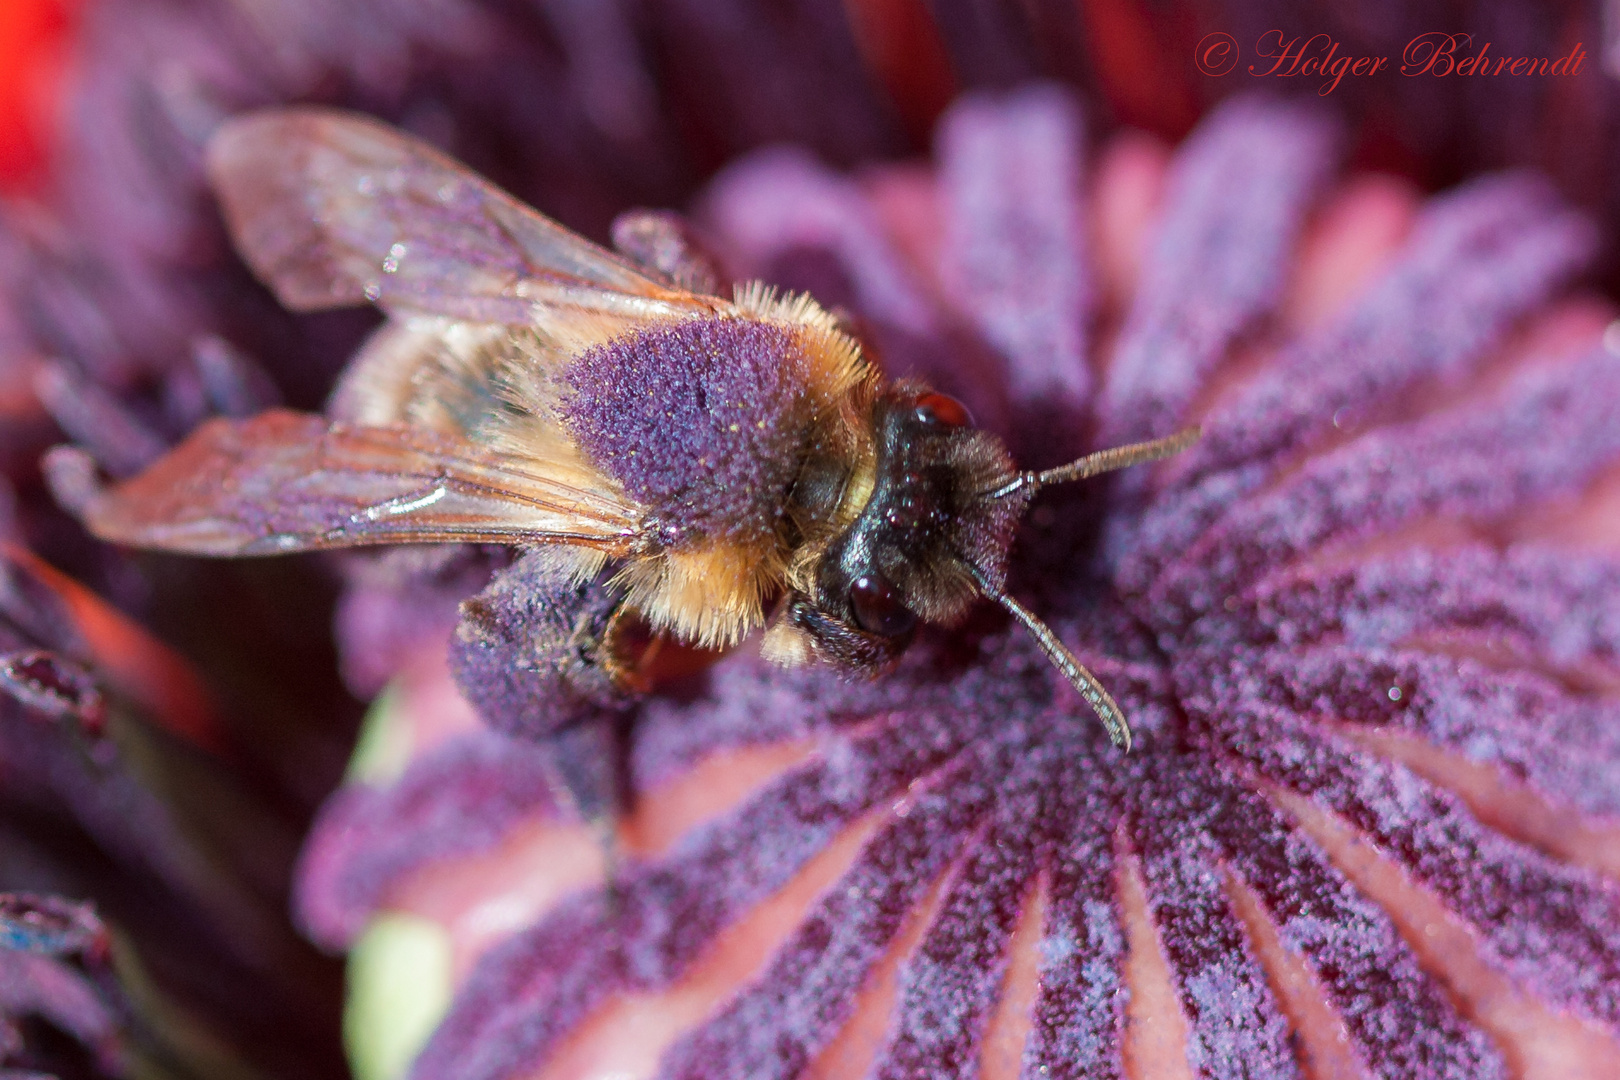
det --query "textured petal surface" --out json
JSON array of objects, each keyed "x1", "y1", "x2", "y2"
[{"x1": 293, "y1": 91, "x2": 1620, "y2": 1080}]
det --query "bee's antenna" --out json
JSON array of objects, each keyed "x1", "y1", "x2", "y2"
[
  {"x1": 986, "y1": 427, "x2": 1201, "y2": 501},
  {"x1": 961, "y1": 562, "x2": 1132, "y2": 751}
]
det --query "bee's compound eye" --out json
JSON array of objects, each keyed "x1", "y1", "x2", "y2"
[
  {"x1": 913, "y1": 392, "x2": 972, "y2": 429},
  {"x1": 849, "y1": 575, "x2": 916, "y2": 637}
]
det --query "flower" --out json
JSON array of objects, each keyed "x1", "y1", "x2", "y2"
[
  {"x1": 7, "y1": 0, "x2": 1620, "y2": 1077},
  {"x1": 299, "y1": 89, "x2": 1620, "y2": 1080}
]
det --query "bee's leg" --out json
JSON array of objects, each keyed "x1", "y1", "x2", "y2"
[
  {"x1": 540, "y1": 710, "x2": 627, "y2": 822},
  {"x1": 449, "y1": 549, "x2": 631, "y2": 742},
  {"x1": 449, "y1": 549, "x2": 636, "y2": 842},
  {"x1": 544, "y1": 711, "x2": 629, "y2": 892},
  {"x1": 609, "y1": 209, "x2": 726, "y2": 296}
]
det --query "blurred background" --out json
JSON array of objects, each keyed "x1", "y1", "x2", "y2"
[
  {"x1": 0, "y1": 1, "x2": 1614, "y2": 1077},
  {"x1": 6, "y1": 1, "x2": 1615, "y2": 233}
]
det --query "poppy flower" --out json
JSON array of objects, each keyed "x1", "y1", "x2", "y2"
[
  {"x1": 300, "y1": 89, "x2": 1620, "y2": 1080},
  {"x1": 5, "y1": 2, "x2": 1620, "y2": 1079}
]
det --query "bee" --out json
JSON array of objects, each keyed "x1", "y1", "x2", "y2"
[{"x1": 76, "y1": 108, "x2": 1197, "y2": 772}]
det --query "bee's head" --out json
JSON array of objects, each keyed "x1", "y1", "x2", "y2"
[
  {"x1": 763, "y1": 386, "x2": 1199, "y2": 751},
  {"x1": 766, "y1": 385, "x2": 1029, "y2": 675}
]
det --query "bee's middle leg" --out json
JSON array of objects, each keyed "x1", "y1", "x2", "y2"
[{"x1": 449, "y1": 549, "x2": 636, "y2": 825}]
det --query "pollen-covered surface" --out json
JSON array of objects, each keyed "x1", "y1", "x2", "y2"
[
  {"x1": 294, "y1": 732, "x2": 561, "y2": 950},
  {"x1": 447, "y1": 550, "x2": 628, "y2": 743},
  {"x1": 299, "y1": 88, "x2": 1620, "y2": 1080},
  {"x1": 560, "y1": 315, "x2": 818, "y2": 547}
]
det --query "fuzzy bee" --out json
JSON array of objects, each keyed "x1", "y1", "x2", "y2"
[{"x1": 76, "y1": 108, "x2": 1197, "y2": 775}]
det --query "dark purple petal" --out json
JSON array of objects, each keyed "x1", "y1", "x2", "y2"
[
  {"x1": 1238, "y1": 545, "x2": 1620, "y2": 667},
  {"x1": 868, "y1": 781, "x2": 1040, "y2": 1079},
  {"x1": 411, "y1": 702, "x2": 992, "y2": 1080},
  {"x1": 1117, "y1": 172, "x2": 1598, "y2": 593},
  {"x1": 1019, "y1": 824, "x2": 1123, "y2": 1080},
  {"x1": 658, "y1": 752, "x2": 992, "y2": 1080},
  {"x1": 1155, "y1": 345, "x2": 1620, "y2": 622},
  {"x1": 1199, "y1": 641, "x2": 1620, "y2": 826},
  {"x1": 1100, "y1": 96, "x2": 1341, "y2": 445},
  {"x1": 1202, "y1": 783, "x2": 1507, "y2": 1079},
  {"x1": 1224, "y1": 710, "x2": 1620, "y2": 1027},
  {"x1": 1134, "y1": 767, "x2": 1295, "y2": 1080},
  {"x1": 938, "y1": 84, "x2": 1092, "y2": 410},
  {"x1": 296, "y1": 732, "x2": 562, "y2": 950},
  {"x1": 1184, "y1": 173, "x2": 1598, "y2": 481}
]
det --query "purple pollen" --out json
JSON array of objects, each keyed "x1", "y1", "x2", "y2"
[
  {"x1": 293, "y1": 89, "x2": 1620, "y2": 1080},
  {"x1": 561, "y1": 316, "x2": 818, "y2": 545}
]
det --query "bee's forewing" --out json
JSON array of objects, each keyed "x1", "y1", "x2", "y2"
[
  {"x1": 82, "y1": 411, "x2": 644, "y2": 556},
  {"x1": 207, "y1": 108, "x2": 722, "y2": 325}
]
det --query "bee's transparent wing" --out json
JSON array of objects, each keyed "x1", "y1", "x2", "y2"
[
  {"x1": 81, "y1": 411, "x2": 644, "y2": 556},
  {"x1": 207, "y1": 108, "x2": 722, "y2": 325}
]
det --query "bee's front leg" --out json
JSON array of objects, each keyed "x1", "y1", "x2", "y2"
[{"x1": 449, "y1": 548, "x2": 633, "y2": 824}]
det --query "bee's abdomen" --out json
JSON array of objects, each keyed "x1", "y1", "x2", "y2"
[{"x1": 560, "y1": 316, "x2": 816, "y2": 548}]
